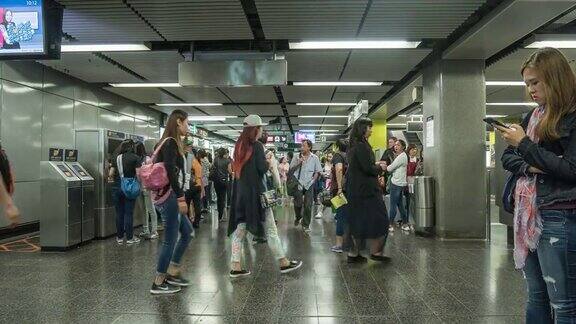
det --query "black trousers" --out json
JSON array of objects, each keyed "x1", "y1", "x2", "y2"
[
  {"x1": 214, "y1": 181, "x2": 228, "y2": 220},
  {"x1": 185, "y1": 187, "x2": 202, "y2": 227}
]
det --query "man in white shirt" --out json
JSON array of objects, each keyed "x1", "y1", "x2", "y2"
[
  {"x1": 385, "y1": 139, "x2": 409, "y2": 231},
  {"x1": 289, "y1": 139, "x2": 322, "y2": 233}
]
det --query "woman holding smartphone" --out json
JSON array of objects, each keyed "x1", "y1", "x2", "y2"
[{"x1": 499, "y1": 48, "x2": 576, "y2": 323}]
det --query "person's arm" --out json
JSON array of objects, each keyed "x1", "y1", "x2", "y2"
[
  {"x1": 0, "y1": 26, "x2": 12, "y2": 45},
  {"x1": 501, "y1": 111, "x2": 540, "y2": 176},
  {"x1": 254, "y1": 143, "x2": 268, "y2": 177},
  {"x1": 0, "y1": 172, "x2": 19, "y2": 227},
  {"x1": 335, "y1": 162, "x2": 344, "y2": 193},
  {"x1": 288, "y1": 154, "x2": 301, "y2": 174},
  {"x1": 162, "y1": 139, "x2": 184, "y2": 198},
  {"x1": 386, "y1": 152, "x2": 405, "y2": 173}
]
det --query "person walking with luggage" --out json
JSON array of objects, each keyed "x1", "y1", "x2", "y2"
[
  {"x1": 499, "y1": 48, "x2": 576, "y2": 323},
  {"x1": 149, "y1": 109, "x2": 193, "y2": 295},
  {"x1": 228, "y1": 115, "x2": 302, "y2": 277},
  {"x1": 346, "y1": 118, "x2": 390, "y2": 263},
  {"x1": 289, "y1": 139, "x2": 322, "y2": 234}
]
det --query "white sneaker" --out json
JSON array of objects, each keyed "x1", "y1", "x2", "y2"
[
  {"x1": 150, "y1": 232, "x2": 159, "y2": 239},
  {"x1": 116, "y1": 238, "x2": 124, "y2": 245},
  {"x1": 315, "y1": 211, "x2": 323, "y2": 219},
  {"x1": 402, "y1": 224, "x2": 411, "y2": 231},
  {"x1": 388, "y1": 226, "x2": 395, "y2": 233},
  {"x1": 126, "y1": 237, "x2": 141, "y2": 245}
]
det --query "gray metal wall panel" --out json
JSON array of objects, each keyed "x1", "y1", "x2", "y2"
[
  {"x1": 1, "y1": 81, "x2": 43, "y2": 182},
  {"x1": 150, "y1": 123, "x2": 160, "y2": 139},
  {"x1": 116, "y1": 98, "x2": 136, "y2": 117},
  {"x1": 74, "y1": 102, "x2": 98, "y2": 130},
  {"x1": 2, "y1": 62, "x2": 44, "y2": 89},
  {"x1": 134, "y1": 118, "x2": 148, "y2": 138},
  {"x1": 43, "y1": 94, "x2": 75, "y2": 154},
  {"x1": 74, "y1": 85, "x2": 99, "y2": 106},
  {"x1": 96, "y1": 89, "x2": 119, "y2": 112},
  {"x1": 133, "y1": 106, "x2": 149, "y2": 122},
  {"x1": 98, "y1": 109, "x2": 120, "y2": 131},
  {"x1": 119, "y1": 114, "x2": 135, "y2": 134},
  {"x1": 43, "y1": 68, "x2": 75, "y2": 98},
  {"x1": 0, "y1": 182, "x2": 42, "y2": 227}
]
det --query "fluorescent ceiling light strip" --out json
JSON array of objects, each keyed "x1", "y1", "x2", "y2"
[
  {"x1": 157, "y1": 103, "x2": 223, "y2": 107},
  {"x1": 110, "y1": 83, "x2": 181, "y2": 88},
  {"x1": 486, "y1": 115, "x2": 507, "y2": 118},
  {"x1": 293, "y1": 82, "x2": 382, "y2": 86},
  {"x1": 203, "y1": 124, "x2": 244, "y2": 127},
  {"x1": 387, "y1": 123, "x2": 407, "y2": 127},
  {"x1": 318, "y1": 134, "x2": 342, "y2": 136},
  {"x1": 486, "y1": 102, "x2": 538, "y2": 107},
  {"x1": 188, "y1": 116, "x2": 237, "y2": 121},
  {"x1": 289, "y1": 41, "x2": 421, "y2": 49},
  {"x1": 399, "y1": 114, "x2": 423, "y2": 118},
  {"x1": 299, "y1": 124, "x2": 345, "y2": 127},
  {"x1": 486, "y1": 81, "x2": 525, "y2": 86},
  {"x1": 296, "y1": 103, "x2": 356, "y2": 106},
  {"x1": 526, "y1": 41, "x2": 576, "y2": 49},
  {"x1": 298, "y1": 115, "x2": 348, "y2": 118},
  {"x1": 61, "y1": 44, "x2": 150, "y2": 52}
]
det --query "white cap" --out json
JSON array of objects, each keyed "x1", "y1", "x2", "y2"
[{"x1": 243, "y1": 115, "x2": 267, "y2": 127}]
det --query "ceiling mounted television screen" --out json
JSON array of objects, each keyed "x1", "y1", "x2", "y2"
[
  {"x1": 294, "y1": 131, "x2": 315, "y2": 144},
  {"x1": 0, "y1": 0, "x2": 62, "y2": 60}
]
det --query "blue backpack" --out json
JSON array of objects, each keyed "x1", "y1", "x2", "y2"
[{"x1": 117, "y1": 154, "x2": 141, "y2": 199}]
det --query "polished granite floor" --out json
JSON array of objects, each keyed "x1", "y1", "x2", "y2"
[{"x1": 0, "y1": 204, "x2": 526, "y2": 324}]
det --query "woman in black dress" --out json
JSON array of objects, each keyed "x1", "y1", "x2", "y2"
[
  {"x1": 227, "y1": 115, "x2": 302, "y2": 277},
  {"x1": 346, "y1": 117, "x2": 390, "y2": 263}
]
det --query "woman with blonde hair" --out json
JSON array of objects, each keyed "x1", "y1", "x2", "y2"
[{"x1": 500, "y1": 48, "x2": 576, "y2": 323}]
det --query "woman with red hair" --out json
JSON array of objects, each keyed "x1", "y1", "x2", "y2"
[{"x1": 227, "y1": 115, "x2": 302, "y2": 278}]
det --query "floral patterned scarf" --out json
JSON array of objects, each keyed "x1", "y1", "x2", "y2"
[{"x1": 513, "y1": 107, "x2": 544, "y2": 269}]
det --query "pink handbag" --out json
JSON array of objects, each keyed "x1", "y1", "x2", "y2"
[{"x1": 138, "y1": 137, "x2": 172, "y2": 191}]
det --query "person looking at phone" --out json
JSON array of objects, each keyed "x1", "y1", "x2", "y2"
[{"x1": 499, "y1": 48, "x2": 576, "y2": 323}]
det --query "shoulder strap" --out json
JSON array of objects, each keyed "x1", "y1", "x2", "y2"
[
  {"x1": 151, "y1": 137, "x2": 173, "y2": 162},
  {"x1": 116, "y1": 154, "x2": 124, "y2": 178}
]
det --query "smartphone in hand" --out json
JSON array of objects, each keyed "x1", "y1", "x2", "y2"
[{"x1": 483, "y1": 118, "x2": 510, "y2": 130}]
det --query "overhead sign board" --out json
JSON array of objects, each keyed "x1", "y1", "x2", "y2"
[{"x1": 348, "y1": 100, "x2": 369, "y2": 127}]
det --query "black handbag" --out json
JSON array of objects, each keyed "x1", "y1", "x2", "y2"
[
  {"x1": 286, "y1": 164, "x2": 302, "y2": 197},
  {"x1": 502, "y1": 172, "x2": 518, "y2": 214}
]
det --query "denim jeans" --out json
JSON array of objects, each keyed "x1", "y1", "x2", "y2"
[
  {"x1": 214, "y1": 181, "x2": 228, "y2": 220},
  {"x1": 141, "y1": 190, "x2": 158, "y2": 235},
  {"x1": 231, "y1": 208, "x2": 285, "y2": 264},
  {"x1": 335, "y1": 205, "x2": 348, "y2": 237},
  {"x1": 155, "y1": 193, "x2": 193, "y2": 274},
  {"x1": 389, "y1": 183, "x2": 408, "y2": 224},
  {"x1": 112, "y1": 186, "x2": 136, "y2": 240},
  {"x1": 524, "y1": 209, "x2": 576, "y2": 324}
]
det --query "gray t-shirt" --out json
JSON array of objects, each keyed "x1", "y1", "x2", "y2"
[{"x1": 290, "y1": 152, "x2": 322, "y2": 190}]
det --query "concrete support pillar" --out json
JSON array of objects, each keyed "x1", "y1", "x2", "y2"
[{"x1": 422, "y1": 59, "x2": 486, "y2": 239}]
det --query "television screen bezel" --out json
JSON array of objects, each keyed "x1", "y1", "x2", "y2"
[{"x1": 0, "y1": 0, "x2": 62, "y2": 60}]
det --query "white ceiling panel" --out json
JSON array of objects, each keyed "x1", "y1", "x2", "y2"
[
  {"x1": 239, "y1": 105, "x2": 284, "y2": 116},
  {"x1": 164, "y1": 88, "x2": 229, "y2": 103},
  {"x1": 221, "y1": 87, "x2": 278, "y2": 103},
  {"x1": 128, "y1": 0, "x2": 253, "y2": 40},
  {"x1": 190, "y1": 106, "x2": 245, "y2": 116},
  {"x1": 40, "y1": 53, "x2": 141, "y2": 83},
  {"x1": 486, "y1": 49, "x2": 576, "y2": 81},
  {"x1": 281, "y1": 86, "x2": 336, "y2": 102},
  {"x1": 286, "y1": 51, "x2": 350, "y2": 81},
  {"x1": 342, "y1": 49, "x2": 431, "y2": 81},
  {"x1": 487, "y1": 106, "x2": 533, "y2": 117},
  {"x1": 256, "y1": 0, "x2": 368, "y2": 39},
  {"x1": 107, "y1": 51, "x2": 183, "y2": 83},
  {"x1": 487, "y1": 87, "x2": 528, "y2": 103},
  {"x1": 360, "y1": 0, "x2": 487, "y2": 39},
  {"x1": 58, "y1": 0, "x2": 163, "y2": 42}
]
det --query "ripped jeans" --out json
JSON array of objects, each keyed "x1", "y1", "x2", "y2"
[
  {"x1": 230, "y1": 209, "x2": 285, "y2": 265},
  {"x1": 524, "y1": 209, "x2": 576, "y2": 324}
]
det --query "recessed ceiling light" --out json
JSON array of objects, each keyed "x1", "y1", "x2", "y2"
[
  {"x1": 61, "y1": 44, "x2": 150, "y2": 52},
  {"x1": 526, "y1": 41, "x2": 576, "y2": 48},
  {"x1": 188, "y1": 116, "x2": 237, "y2": 121},
  {"x1": 298, "y1": 115, "x2": 349, "y2": 118},
  {"x1": 289, "y1": 41, "x2": 421, "y2": 49},
  {"x1": 485, "y1": 81, "x2": 525, "y2": 86},
  {"x1": 299, "y1": 124, "x2": 345, "y2": 127},
  {"x1": 293, "y1": 82, "x2": 382, "y2": 86},
  {"x1": 157, "y1": 103, "x2": 223, "y2": 107},
  {"x1": 296, "y1": 103, "x2": 356, "y2": 106},
  {"x1": 486, "y1": 103, "x2": 538, "y2": 107},
  {"x1": 110, "y1": 83, "x2": 181, "y2": 88}
]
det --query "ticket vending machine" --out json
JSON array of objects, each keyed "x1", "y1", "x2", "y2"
[
  {"x1": 65, "y1": 162, "x2": 95, "y2": 243},
  {"x1": 40, "y1": 161, "x2": 83, "y2": 250}
]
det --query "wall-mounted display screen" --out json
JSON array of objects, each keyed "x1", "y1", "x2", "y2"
[
  {"x1": 0, "y1": 0, "x2": 44, "y2": 54},
  {"x1": 294, "y1": 132, "x2": 315, "y2": 144}
]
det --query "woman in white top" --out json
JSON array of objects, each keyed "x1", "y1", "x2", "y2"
[{"x1": 385, "y1": 139, "x2": 409, "y2": 232}]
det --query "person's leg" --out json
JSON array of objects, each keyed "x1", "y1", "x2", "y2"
[
  {"x1": 388, "y1": 184, "x2": 401, "y2": 224},
  {"x1": 302, "y1": 188, "x2": 314, "y2": 229},
  {"x1": 124, "y1": 198, "x2": 136, "y2": 240},
  {"x1": 168, "y1": 214, "x2": 193, "y2": 276},
  {"x1": 332, "y1": 207, "x2": 344, "y2": 250},
  {"x1": 192, "y1": 189, "x2": 202, "y2": 228},
  {"x1": 215, "y1": 183, "x2": 226, "y2": 220},
  {"x1": 154, "y1": 195, "x2": 180, "y2": 283},
  {"x1": 293, "y1": 190, "x2": 304, "y2": 224},
  {"x1": 230, "y1": 223, "x2": 247, "y2": 271},
  {"x1": 397, "y1": 187, "x2": 408, "y2": 225},
  {"x1": 140, "y1": 193, "x2": 150, "y2": 235},
  {"x1": 113, "y1": 187, "x2": 126, "y2": 240},
  {"x1": 534, "y1": 210, "x2": 576, "y2": 323},
  {"x1": 263, "y1": 209, "x2": 287, "y2": 262},
  {"x1": 523, "y1": 250, "x2": 552, "y2": 324}
]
